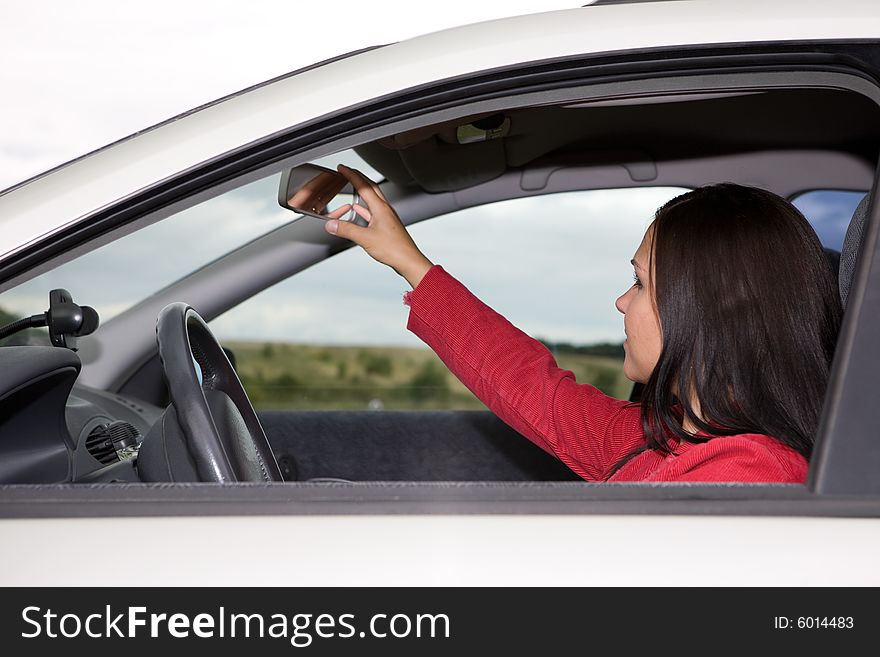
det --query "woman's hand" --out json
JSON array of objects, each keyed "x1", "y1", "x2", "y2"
[{"x1": 324, "y1": 164, "x2": 434, "y2": 289}]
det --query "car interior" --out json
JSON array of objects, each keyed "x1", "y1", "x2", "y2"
[{"x1": 0, "y1": 83, "x2": 877, "y2": 485}]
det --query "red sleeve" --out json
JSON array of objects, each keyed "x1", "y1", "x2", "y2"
[{"x1": 404, "y1": 264, "x2": 646, "y2": 481}]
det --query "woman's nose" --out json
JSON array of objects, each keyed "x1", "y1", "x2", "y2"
[{"x1": 615, "y1": 287, "x2": 631, "y2": 314}]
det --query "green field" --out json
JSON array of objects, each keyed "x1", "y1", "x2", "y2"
[{"x1": 224, "y1": 340, "x2": 630, "y2": 411}]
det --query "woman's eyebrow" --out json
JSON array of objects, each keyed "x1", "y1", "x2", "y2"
[{"x1": 630, "y1": 258, "x2": 645, "y2": 271}]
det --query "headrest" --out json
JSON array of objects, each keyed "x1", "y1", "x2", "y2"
[{"x1": 839, "y1": 193, "x2": 871, "y2": 308}]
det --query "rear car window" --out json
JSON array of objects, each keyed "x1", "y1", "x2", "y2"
[{"x1": 792, "y1": 189, "x2": 868, "y2": 251}]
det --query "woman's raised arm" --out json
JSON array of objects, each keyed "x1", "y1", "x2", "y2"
[{"x1": 324, "y1": 166, "x2": 645, "y2": 480}]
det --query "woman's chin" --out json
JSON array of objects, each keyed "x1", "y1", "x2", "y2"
[{"x1": 622, "y1": 360, "x2": 646, "y2": 385}]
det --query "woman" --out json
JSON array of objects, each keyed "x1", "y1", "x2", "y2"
[{"x1": 321, "y1": 164, "x2": 842, "y2": 482}]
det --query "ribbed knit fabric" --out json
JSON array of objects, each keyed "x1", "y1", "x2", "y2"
[{"x1": 404, "y1": 265, "x2": 808, "y2": 483}]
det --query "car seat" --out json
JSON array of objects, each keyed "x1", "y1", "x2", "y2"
[{"x1": 839, "y1": 192, "x2": 871, "y2": 308}]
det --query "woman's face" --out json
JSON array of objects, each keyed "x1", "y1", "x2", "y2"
[{"x1": 615, "y1": 224, "x2": 663, "y2": 383}]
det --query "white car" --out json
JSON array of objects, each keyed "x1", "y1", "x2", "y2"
[{"x1": 1, "y1": 0, "x2": 879, "y2": 586}]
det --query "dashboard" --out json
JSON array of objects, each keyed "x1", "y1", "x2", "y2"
[{"x1": 0, "y1": 344, "x2": 162, "y2": 484}]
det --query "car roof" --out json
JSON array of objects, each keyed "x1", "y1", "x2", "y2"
[{"x1": 0, "y1": 0, "x2": 878, "y2": 266}]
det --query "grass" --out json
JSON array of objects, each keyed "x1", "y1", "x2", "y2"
[
  {"x1": 223, "y1": 340, "x2": 630, "y2": 411},
  {"x1": 0, "y1": 304, "x2": 630, "y2": 407}
]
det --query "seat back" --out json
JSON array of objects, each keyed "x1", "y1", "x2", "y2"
[{"x1": 839, "y1": 193, "x2": 871, "y2": 308}]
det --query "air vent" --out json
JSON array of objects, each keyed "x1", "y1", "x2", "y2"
[
  {"x1": 85, "y1": 421, "x2": 141, "y2": 465},
  {"x1": 85, "y1": 425, "x2": 118, "y2": 464}
]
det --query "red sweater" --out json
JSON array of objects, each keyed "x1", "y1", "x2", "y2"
[{"x1": 403, "y1": 265, "x2": 808, "y2": 483}]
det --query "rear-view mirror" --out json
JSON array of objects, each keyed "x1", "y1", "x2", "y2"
[{"x1": 278, "y1": 164, "x2": 359, "y2": 222}]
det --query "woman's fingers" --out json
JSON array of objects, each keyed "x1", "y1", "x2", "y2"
[
  {"x1": 324, "y1": 165, "x2": 427, "y2": 280},
  {"x1": 325, "y1": 204, "x2": 353, "y2": 220},
  {"x1": 325, "y1": 215, "x2": 368, "y2": 243},
  {"x1": 324, "y1": 203, "x2": 370, "y2": 225},
  {"x1": 351, "y1": 203, "x2": 372, "y2": 223},
  {"x1": 369, "y1": 179, "x2": 388, "y2": 202},
  {"x1": 338, "y1": 165, "x2": 387, "y2": 208}
]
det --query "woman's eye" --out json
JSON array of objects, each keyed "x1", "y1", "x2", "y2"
[{"x1": 632, "y1": 272, "x2": 642, "y2": 289}]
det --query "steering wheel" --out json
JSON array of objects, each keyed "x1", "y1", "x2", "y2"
[{"x1": 137, "y1": 302, "x2": 283, "y2": 482}]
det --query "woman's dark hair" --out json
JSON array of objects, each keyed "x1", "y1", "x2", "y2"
[{"x1": 605, "y1": 183, "x2": 842, "y2": 479}]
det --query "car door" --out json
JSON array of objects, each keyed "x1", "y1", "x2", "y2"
[{"x1": 1, "y1": 2, "x2": 880, "y2": 585}]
